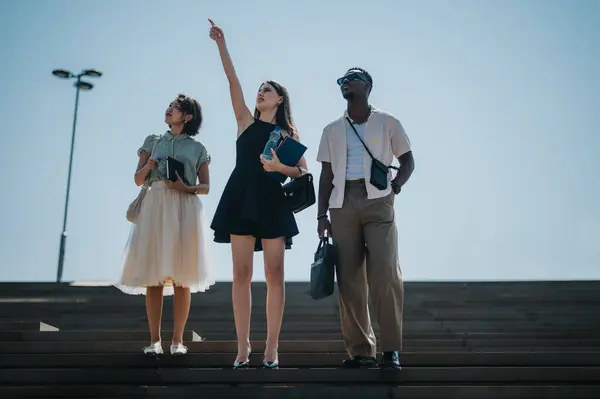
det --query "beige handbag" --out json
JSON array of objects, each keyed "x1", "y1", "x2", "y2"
[{"x1": 126, "y1": 137, "x2": 160, "y2": 223}]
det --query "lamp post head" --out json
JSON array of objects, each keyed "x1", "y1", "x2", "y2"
[
  {"x1": 75, "y1": 81, "x2": 94, "y2": 91},
  {"x1": 82, "y1": 69, "x2": 102, "y2": 78},
  {"x1": 52, "y1": 69, "x2": 74, "y2": 79}
]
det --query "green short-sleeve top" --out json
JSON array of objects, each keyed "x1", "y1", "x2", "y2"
[{"x1": 138, "y1": 131, "x2": 211, "y2": 187}]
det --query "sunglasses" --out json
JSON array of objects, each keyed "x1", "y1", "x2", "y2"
[{"x1": 337, "y1": 72, "x2": 369, "y2": 86}]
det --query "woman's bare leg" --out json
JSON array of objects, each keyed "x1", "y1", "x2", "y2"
[
  {"x1": 231, "y1": 234, "x2": 256, "y2": 362},
  {"x1": 172, "y1": 285, "x2": 191, "y2": 345},
  {"x1": 146, "y1": 285, "x2": 164, "y2": 343},
  {"x1": 261, "y1": 237, "x2": 286, "y2": 363}
]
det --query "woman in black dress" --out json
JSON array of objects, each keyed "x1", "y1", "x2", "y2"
[{"x1": 208, "y1": 20, "x2": 308, "y2": 369}]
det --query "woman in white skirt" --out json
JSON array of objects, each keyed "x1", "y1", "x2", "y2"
[{"x1": 117, "y1": 93, "x2": 215, "y2": 356}]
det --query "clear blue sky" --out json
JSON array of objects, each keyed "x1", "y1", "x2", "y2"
[{"x1": 1, "y1": 0, "x2": 599, "y2": 283}]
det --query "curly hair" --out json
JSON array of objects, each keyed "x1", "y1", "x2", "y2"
[{"x1": 175, "y1": 93, "x2": 203, "y2": 136}]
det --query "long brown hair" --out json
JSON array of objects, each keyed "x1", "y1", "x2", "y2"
[{"x1": 254, "y1": 81, "x2": 297, "y2": 137}]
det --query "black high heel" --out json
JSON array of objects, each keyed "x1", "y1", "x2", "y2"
[
  {"x1": 261, "y1": 360, "x2": 279, "y2": 369},
  {"x1": 262, "y1": 350, "x2": 279, "y2": 369},
  {"x1": 233, "y1": 348, "x2": 252, "y2": 369}
]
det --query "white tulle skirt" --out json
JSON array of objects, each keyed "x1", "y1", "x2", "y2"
[{"x1": 116, "y1": 181, "x2": 215, "y2": 296}]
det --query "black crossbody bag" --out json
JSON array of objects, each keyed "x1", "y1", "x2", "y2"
[{"x1": 346, "y1": 117, "x2": 398, "y2": 190}]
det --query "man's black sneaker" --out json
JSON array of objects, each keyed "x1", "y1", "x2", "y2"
[
  {"x1": 380, "y1": 351, "x2": 402, "y2": 370},
  {"x1": 341, "y1": 355, "x2": 379, "y2": 369}
]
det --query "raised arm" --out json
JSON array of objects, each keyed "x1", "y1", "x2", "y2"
[{"x1": 209, "y1": 19, "x2": 253, "y2": 135}]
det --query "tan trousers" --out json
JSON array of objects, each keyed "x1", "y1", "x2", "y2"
[{"x1": 330, "y1": 179, "x2": 404, "y2": 358}]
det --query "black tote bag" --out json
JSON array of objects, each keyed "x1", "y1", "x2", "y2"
[{"x1": 309, "y1": 237, "x2": 336, "y2": 300}]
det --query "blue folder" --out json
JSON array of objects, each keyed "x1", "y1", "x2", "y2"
[{"x1": 266, "y1": 136, "x2": 307, "y2": 183}]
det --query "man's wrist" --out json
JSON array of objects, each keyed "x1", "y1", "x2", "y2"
[
  {"x1": 391, "y1": 180, "x2": 402, "y2": 194},
  {"x1": 317, "y1": 213, "x2": 328, "y2": 220}
]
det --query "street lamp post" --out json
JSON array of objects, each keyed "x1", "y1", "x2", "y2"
[{"x1": 52, "y1": 68, "x2": 102, "y2": 283}]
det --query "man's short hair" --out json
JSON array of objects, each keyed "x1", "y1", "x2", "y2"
[{"x1": 347, "y1": 67, "x2": 373, "y2": 88}]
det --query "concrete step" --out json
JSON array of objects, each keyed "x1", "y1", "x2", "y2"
[
  {"x1": 0, "y1": 330, "x2": 200, "y2": 342},
  {"x1": 4, "y1": 341, "x2": 598, "y2": 354},
  {"x1": 14, "y1": 317, "x2": 598, "y2": 333},
  {"x1": 0, "y1": 340, "x2": 462, "y2": 354},
  {"x1": 2, "y1": 330, "x2": 598, "y2": 342},
  {"x1": 1, "y1": 352, "x2": 599, "y2": 368},
  {"x1": 2, "y1": 301, "x2": 597, "y2": 312},
  {"x1": 1, "y1": 280, "x2": 599, "y2": 293},
  {"x1": 1, "y1": 385, "x2": 600, "y2": 399},
  {"x1": 165, "y1": 333, "x2": 600, "y2": 343},
  {"x1": 0, "y1": 321, "x2": 58, "y2": 331},
  {"x1": 2, "y1": 367, "x2": 600, "y2": 385},
  {"x1": 1, "y1": 336, "x2": 598, "y2": 351}
]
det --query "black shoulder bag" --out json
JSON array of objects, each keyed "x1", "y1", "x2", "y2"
[
  {"x1": 346, "y1": 117, "x2": 398, "y2": 190},
  {"x1": 282, "y1": 172, "x2": 315, "y2": 214},
  {"x1": 275, "y1": 130, "x2": 315, "y2": 214}
]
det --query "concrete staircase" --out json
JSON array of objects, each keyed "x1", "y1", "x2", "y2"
[{"x1": 0, "y1": 281, "x2": 599, "y2": 398}]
